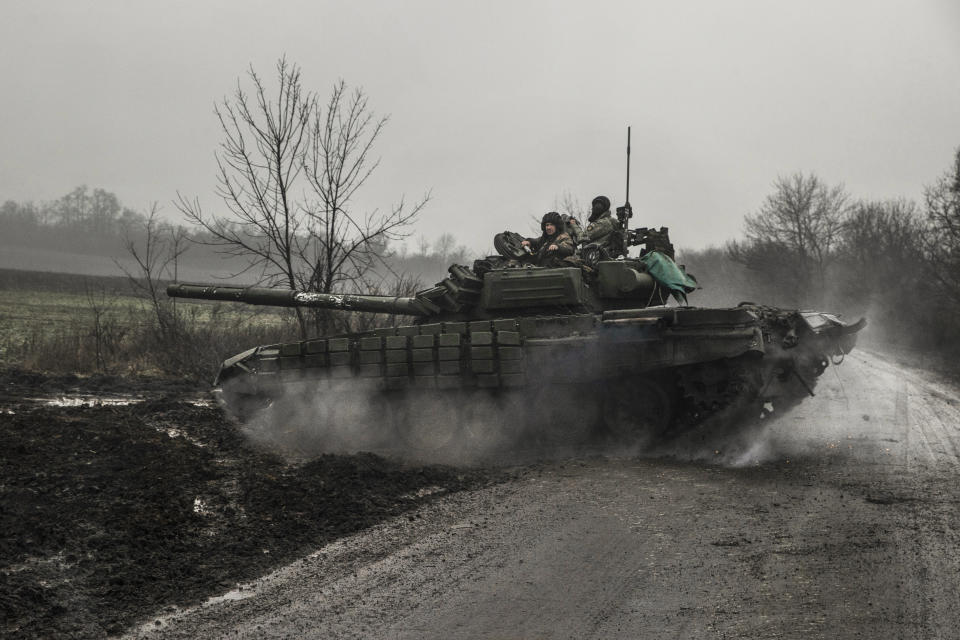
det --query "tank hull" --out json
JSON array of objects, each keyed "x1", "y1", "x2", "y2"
[{"x1": 214, "y1": 303, "x2": 864, "y2": 448}]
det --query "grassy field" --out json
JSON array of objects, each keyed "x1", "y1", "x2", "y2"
[
  {"x1": 0, "y1": 288, "x2": 146, "y2": 345},
  {"x1": 0, "y1": 268, "x2": 297, "y2": 378},
  {"x1": 0, "y1": 270, "x2": 285, "y2": 337}
]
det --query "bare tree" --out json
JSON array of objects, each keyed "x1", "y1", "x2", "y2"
[
  {"x1": 177, "y1": 59, "x2": 426, "y2": 337},
  {"x1": 177, "y1": 58, "x2": 312, "y2": 331},
  {"x1": 923, "y1": 147, "x2": 960, "y2": 307},
  {"x1": 117, "y1": 204, "x2": 189, "y2": 337},
  {"x1": 841, "y1": 198, "x2": 922, "y2": 288},
  {"x1": 83, "y1": 282, "x2": 123, "y2": 373},
  {"x1": 731, "y1": 173, "x2": 849, "y2": 305},
  {"x1": 554, "y1": 190, "x2": 585, "y2": 220},
  {"x1": 432, "y1": 233, "x2": 452, "y2": 259},
  {"x1": 828, "y1": 198, "x2": 926, "y2": 337},
  {"x1": 302, "y1": 81, "x2": 428, "y2": 312},
  {"x1": 416, "y1": 235, "x2": 431, "y2": 257}
]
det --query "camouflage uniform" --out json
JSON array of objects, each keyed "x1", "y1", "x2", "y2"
[
  {"x1": 528, "y1": 231, "x2": 576, "y2": 267},
  {"x1": 526, "y1": 211, "x2": 576, "y2": 267},
  {"x1": 582, "y1": 211, "x2": 619, "y2": 247},
  {"x1": 563, "y1": 214, "x2": 583, "y2": 244},
  {"x1": 581, "y1": 196, "x2": 623, "y2": 257}
]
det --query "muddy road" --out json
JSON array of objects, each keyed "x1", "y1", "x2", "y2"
[
  {"x1": 116, "y1": 349, "x2": 960, "y2": 639},
  {"x1": 0, "y1": 372, "x2": 491, "y2": 638}
]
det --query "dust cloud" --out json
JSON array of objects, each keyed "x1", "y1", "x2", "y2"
[
  {"x1": 230, "y1": 384, "x2": 812, "y2": 470},
  {"x1": 235, "y1": 381, "x2": 605, "y2": 466},
  {"x1": 663, "y1": 357, "x2": 873, "y2": 469},
  {"x1": 228, "y1": 331, "x2": 871, "y2": 468},
  {"x1": 648, "y1": 408, "x2": 788, "y2": 468}
]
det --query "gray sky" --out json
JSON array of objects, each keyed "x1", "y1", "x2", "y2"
[{"x1": 2, "y1": 0, "x2": 959, "y2": 254}]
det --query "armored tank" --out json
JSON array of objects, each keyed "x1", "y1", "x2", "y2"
[{"x1": 167, "y1": 225, "x2": 865, "y2": 451}]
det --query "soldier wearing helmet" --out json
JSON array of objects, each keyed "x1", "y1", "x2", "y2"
[
  {"x1": 577, "y1": 195, "x2": 622, "y2": 257},
  {"x1": 521, "y1": 211, "x2": 576, "y2": 267}
]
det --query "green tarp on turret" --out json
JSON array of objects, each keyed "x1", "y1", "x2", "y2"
[{"x1": 639, "y1": 251, "x2": 698, "y2": 304}]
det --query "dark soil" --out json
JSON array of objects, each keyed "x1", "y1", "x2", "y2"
[
  {"x1": 0, "y1": 373, "x2": 491, "y2": 638},
  {"x1": 0, "y1": 367, "x2": 201, "y2": 401}
]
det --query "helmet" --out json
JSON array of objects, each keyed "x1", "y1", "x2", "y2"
[
  {"x1": 590, "y1": 195, "x2": 611, "y2": 222},
  {"x1": 541, "y1": 211, "x2": 562, "y2": 233}
]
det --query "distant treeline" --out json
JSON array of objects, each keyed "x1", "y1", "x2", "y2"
[
  {"x1": 1, "y1": 186, "x2": 148, "y2": 257},
  {"x1": 677, "y1": 147, "x2": 960, "y2": 361},
  {"x1": 0, "y1": 185, "x2": 469, "y2": 285},
  {"x1": 0, "y1": 186, "x2": 233, "y2": 276}
]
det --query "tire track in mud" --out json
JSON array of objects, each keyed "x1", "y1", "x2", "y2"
[
  {"x1": 855, "y1": 350, "x2": 960, "y2": 470},
  {"x1": 901, "y1": 375, "x2": 960, "y2": 639},
  {"x1": 851, "y1": 351, "x2": 960, "y2": 638}
]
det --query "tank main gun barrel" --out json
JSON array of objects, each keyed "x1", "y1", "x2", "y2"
[{"x1": 166, "y1": 283, "x2": 432, "y2": 316}]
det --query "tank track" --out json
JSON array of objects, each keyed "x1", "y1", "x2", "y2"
[{"x1": 675, "y1": 356, "x2": 763, "y2": 425}]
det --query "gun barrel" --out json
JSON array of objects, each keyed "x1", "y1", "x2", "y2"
[
  {"x1": 166, "y1": 283, "x2": 430, "y2": 315},
  {"x1": 167, "y1": 283, "x2": 296, "y2": 305}
]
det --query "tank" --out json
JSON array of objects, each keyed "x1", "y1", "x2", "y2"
[{"x1": 167, "y1": 226, "x2": 865, "y2": 451}]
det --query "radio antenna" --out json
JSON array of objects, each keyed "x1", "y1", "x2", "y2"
[{"x1": 625, "y1": 126, "x2": 631, "y2": 208}]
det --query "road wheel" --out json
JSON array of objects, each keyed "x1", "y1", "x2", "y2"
[{"x1": 602, "y1": 375, "x2": 675, "y2": 446}]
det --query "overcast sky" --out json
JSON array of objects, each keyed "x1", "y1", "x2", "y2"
[{"x1": 2, "y1": 1, "x2": 959, "y2": 254}]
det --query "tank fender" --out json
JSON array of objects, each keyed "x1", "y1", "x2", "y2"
[
  {"x1": 215, "y1": 346, "x2": 262, "y2": 386},
  {"x1": 799, "y1": 313, "x2": 867, "y2": 355}
]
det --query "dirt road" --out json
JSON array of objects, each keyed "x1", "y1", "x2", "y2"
[{"x1": 124, "y1": 350, "x2": 960, "y2": 639}]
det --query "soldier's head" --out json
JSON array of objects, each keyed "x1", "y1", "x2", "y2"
[
  {"x1": 541, "y1": 211, "x2": 562, "y2": 236},
  {"x1": 590, "y1": 196, "x2": 610, "y2": 222}
]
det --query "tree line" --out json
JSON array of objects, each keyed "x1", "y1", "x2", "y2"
[
  {"x1": 0, "y1": 186, "x2": 461, "y2": 285},
  {"x1": 678, "y1": 148, "x2": 960, "y2": 358},
  {"x1": 0, "y1": 186, "x2": 229, "y2": 269},
  {"x1": 1, "y1": 186, "x2": 147, "y2": 255}
]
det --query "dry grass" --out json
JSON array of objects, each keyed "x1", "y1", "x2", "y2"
[{"x1": 0, "y1": 269, "x2": 300, "y2": 381}]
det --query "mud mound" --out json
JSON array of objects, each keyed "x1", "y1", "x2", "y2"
[{"x1": 0, "y1": 394, "x2": 489, "y2": 638}]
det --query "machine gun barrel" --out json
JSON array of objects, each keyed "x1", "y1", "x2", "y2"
[{"x1": 166, "y1": 283, "x2": 432, "y2": 316}]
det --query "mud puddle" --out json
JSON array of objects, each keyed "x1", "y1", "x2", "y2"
[{"x1": 31, "y1": 394, "x2": 213, "y2": 408}]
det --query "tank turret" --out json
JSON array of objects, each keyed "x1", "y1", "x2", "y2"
[{"x1": 168, "y1": 259, "x2": 672, "y2": 321}]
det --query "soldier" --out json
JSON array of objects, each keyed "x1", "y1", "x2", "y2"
[
  {"x1": 575, "y1": 195, "x2": 622, "y2": 258},
  {"x1": 521, "y1": 211, "x2": 576, "y2": 267}
]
